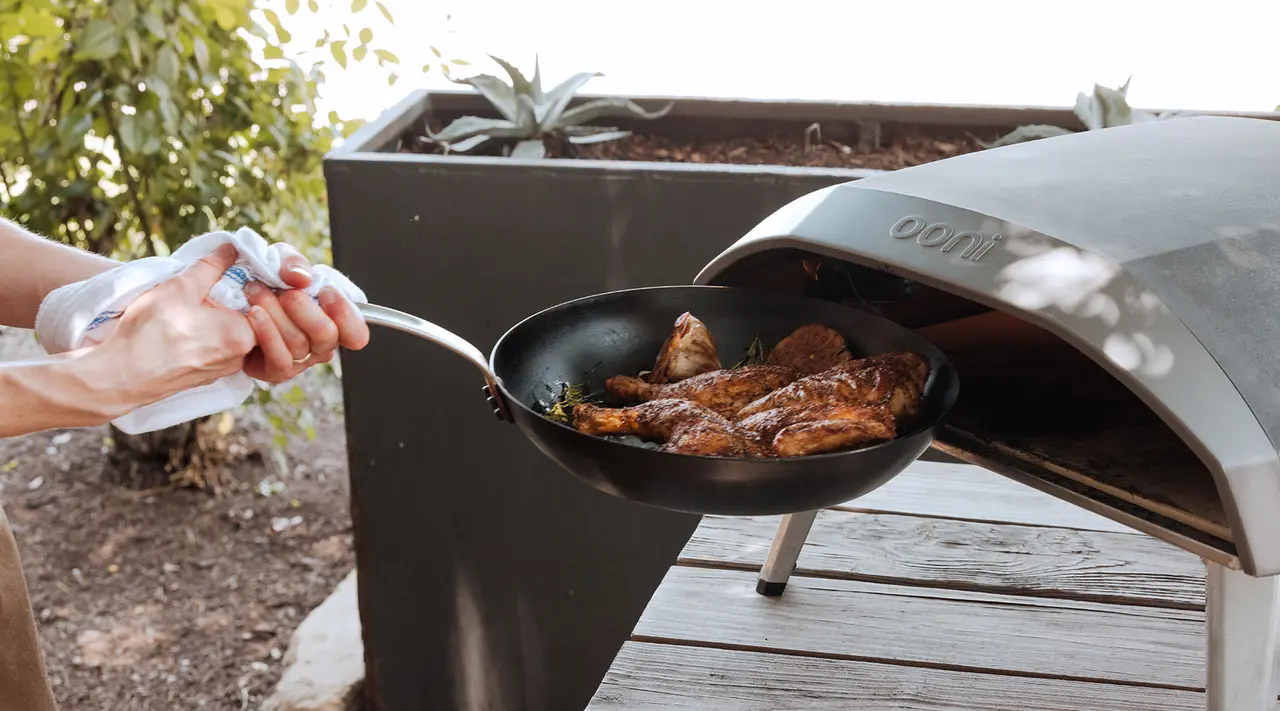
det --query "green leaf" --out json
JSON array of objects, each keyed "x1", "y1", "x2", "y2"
[
  {"x1": 157, "y1": 46, "x2": 180, "y2": 85},
  {"x1": 330, "y1": 40, "x2": 347, "y2": 69},
  {"x1": 373, "y1": 49, "x2": 398, "y2": 65},
  {"x1": 420, "y1": 63, "x2": 432, "y2": 73},
  {"x1": 111, "y1": 1, "x2": 138, "y2": 26},
  {"x1": 264, "y1": 45, "x2": 285, "y2": 60},
  {"x1": 353, "y1": 45, "x2": 367, "y2": 62},
  {"x1": 452, "y1": 59, "x2": 470, "y2": 66},
  {"x1": 118, "y1": 114, "x2": 144, "y2": 154},
  {"x1": 557, "y1": 98, "x2": 674, "y2": 128},
  {"x1": 387, "y1": 73, "x2": 397, "y2": 85},
  {"x1": 193, "y1": 36, "x2": 210, "y2": 71},
  {"x1": 308, "y1": 0, "x2": 319, "y2": 11},
  {"x1": 30, "y1": 11, "x2": 63, "y2": 41},
  {"x1": 352, "y1": 0, "x2": 368, "y2": 10},
  {"x1": 286, "y1": 0, "x2": 300, "y2": 13},
  {"x1": 142, "y1": 12, "x2": 165, "y2": 40},
  {"x1": 359, "y1": 27, "x2": 372, "y2": 44},
  {"x1": 75, "y1": 20, "x2": 122, "y2": 61},
  {"x1": 210, "y1": 1, "x2": 239, "y2": 31},
  {"x1": 125, "y1": 28, "x2": 143, "y2": 68},
  {"x1": 375, "y1": 1, "x2": 394, "y2": 23},
  {"x1": 159, "y1": 98, "x2": 180, "y2": 134},
  {"x1": 430, "y1": 45, "x2": 443, "y2": 58}
]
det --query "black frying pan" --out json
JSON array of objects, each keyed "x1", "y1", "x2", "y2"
[{"x1": 355, "y1": 285, "x2": 959, "y2": 516}]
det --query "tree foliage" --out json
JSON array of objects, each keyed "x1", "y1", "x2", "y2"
[
  {"x1": 0, "y1": 0, "x2": 441, "y2": 263},
  {"x1": 0, "y1": 0, "x2": 465, "y2": 485}
]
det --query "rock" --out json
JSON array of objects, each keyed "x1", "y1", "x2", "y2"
[
  {"x1": 261, "y1": 569, "x2": 364, "y2": 711},
  {"x1": 75, "y1": 615, "x2": 168, "y2": 668}
]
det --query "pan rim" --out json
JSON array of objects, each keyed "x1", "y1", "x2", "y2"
[{"x1": 489, "y1": 284, "x2": 960, "y2": 464}]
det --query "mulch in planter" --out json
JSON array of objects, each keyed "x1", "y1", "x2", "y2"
[{"x1": 398, "y1": 117, "x2": 1003, "y2": 171}]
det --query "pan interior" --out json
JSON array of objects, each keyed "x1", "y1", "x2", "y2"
[{"x1": 490, "y1": 286, "x2": 955, "y2": 446}]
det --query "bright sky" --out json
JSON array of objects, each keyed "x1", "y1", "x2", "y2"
[{"x1": 273, "y1": 0, "x2": 1280, "y2": 124}]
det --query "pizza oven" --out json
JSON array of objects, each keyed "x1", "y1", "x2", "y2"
[
  {"x1": 694, "y1": 116, "x2": 1280, "y2": 709},
  {"x1": 695, "y1": 115, "x2": 1280, "y2": 578}
]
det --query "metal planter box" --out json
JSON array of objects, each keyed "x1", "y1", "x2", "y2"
[{"x1": 320, "y1": 90, "x2": 1265, "y2": 711}]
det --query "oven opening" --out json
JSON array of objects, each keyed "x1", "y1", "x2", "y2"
[{"x1": 714, "y1": 249, "x2": 1232, "y2": 544}]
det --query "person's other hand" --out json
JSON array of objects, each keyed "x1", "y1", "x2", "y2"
[
  {"x1": 240, "y1": 244, "x2": 370, "y2": 384},
  {"x1": 92, "y1": 244, "x2": 259, "y2": 411}
]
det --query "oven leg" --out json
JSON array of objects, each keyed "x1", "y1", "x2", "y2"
[
  {"x1": 1205, "y1": 562, "x2": 1280, "y2": 711},
  {"x1": 756, "y1": 510, "x2": 818, "y2": 597}
]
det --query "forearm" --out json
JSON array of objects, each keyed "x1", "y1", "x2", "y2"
[
  {"x1": 0, "y1": 349, "x2": 129, "y2": 438},
  {"x1": 0, "y1": 217, "x2": 120, "y2": 329}
]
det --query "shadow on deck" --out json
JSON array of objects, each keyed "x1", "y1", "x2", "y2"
[{"x1": 587, "y1": 461, "x2": 1278, "y2": 710}]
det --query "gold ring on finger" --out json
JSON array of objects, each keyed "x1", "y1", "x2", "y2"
[{"x1": 293, "y1": 352, "x2": 313, "y2": 364}]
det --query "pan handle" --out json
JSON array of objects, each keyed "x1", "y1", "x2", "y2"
[{"x1": 354, "y1": 302, "x2": 513, "y2": 422}]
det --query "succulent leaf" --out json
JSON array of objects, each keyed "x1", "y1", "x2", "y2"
[
  {"x1": 537, "y1": 72, "x2": 603, "y2": 128},
  {"x1": 530, "y1": 54, "x2": 544, "y2": 103},
  {"x1": 557, "y1": 98, "x2": 674, "y2": 128},
  {"x1": 1073, "y1": 78, "x2": 1157, "y2": 131},
  {"x1": 426, "y1": 115, "x2": 529, "y2": 143},
  {"x1": 488, "y1": 55, "x2": 536, "y2": 99},
  {"x1": 514, "y1": 93, "x2": 540, "y2": 132},
  {"x1": 454, "y1": 74, "x2": 520, "y2": 122},
  {"x1": 443, "y1": 134, "x2": 493, "y2": 153},
  {"x1": 510, "y1": 139, "x2": 547, "y2": 159},
  {"x1": 980, "y1": 124, "x2": 1075, "y2": 148},
  {"x1": 566, "y1": 129, "x2": 632, "y2": 145}
]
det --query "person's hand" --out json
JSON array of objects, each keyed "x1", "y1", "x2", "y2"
[
  {"x1": 240, "y1": 244, "x2": 370, "y2": 384},
  {"x1": 89, "y1": 243, "x2": 259, "y2": 411}
]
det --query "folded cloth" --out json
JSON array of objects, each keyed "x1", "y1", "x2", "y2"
[{"x1": 34, "y1": 227, "x2": 368, "y2": 435}]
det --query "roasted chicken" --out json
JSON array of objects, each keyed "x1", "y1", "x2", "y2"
[
  {"x1": 647, "y1": 312, "x2": 722, "y2": 384},
  {"x1": 563, "y1": 314, "x2": 931, "y2": 458},
  {"x1": 606, "y1": 365, "x2": 798, "y2": 420},
  {"x1": 573, "y1": 399, "x2": 768, "y2": 458},
  {"x1": 738, "y1": 401, "x2": 896, "y2": 457},
  {"x1": 737, "y1": 352, "x2": 931, "y2": 424}
]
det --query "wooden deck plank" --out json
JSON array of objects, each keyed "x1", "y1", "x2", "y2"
[
  {"x1": 681, "y1": 510, "x2": 1206, "y2": 609},
  {"x1": 846, "y1": 461, "x2": 1136, "y2": 534},
  {"x1": 588, "y1": 642, "x2": 1229, "y2": 711},
  {"x1": 633, "y1": 567, "x2": 1205, "y2": 689}
]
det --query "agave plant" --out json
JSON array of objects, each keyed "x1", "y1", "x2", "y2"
[
  {"x1": 984, "y1": 77, "x2": 1180, "y2": 148},
  {"x1": 423, "y1": 55, "x2": 674, "y2": 159}
]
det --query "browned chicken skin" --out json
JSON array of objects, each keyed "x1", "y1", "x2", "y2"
[
  {"x1": 766, "y1": 323, "x2": 852, "y2": 376},
  {"x1": 647, "y1": 312, "x2": 722, "y2": 384},
  {"x1": 738, "y1": 402, "x2": 897, "y2": 457},
  {"x1": 737, "y1": 352, "x2": 931, "y2": 423},
  {"x1": 606, "y1": 365, "x2": 798, "y2": 420},
  {"x1": 573, "y1": 399, "x2": 769, "y2": 458}
]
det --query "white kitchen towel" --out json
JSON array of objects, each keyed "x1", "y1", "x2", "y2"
[{"x1": 34, "y1": 227, "x2": 368, "y2": 435}]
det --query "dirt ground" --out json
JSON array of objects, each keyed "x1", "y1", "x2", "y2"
[{"x1": 0, "y1": 327, "x2": 356, "y2": 710}]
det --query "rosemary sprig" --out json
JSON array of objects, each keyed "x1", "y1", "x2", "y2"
[
  {"x1": 543, "y1": 382, "x2": 596, "y2": 425},
  {"x1": 732, "y1": 335, "x2": 767, "y2": 369}
]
